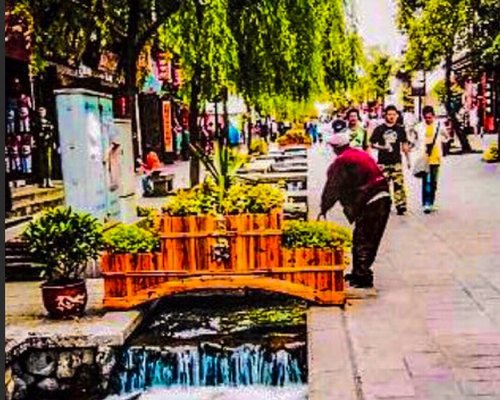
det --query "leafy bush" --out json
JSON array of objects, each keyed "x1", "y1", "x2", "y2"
[
  {"x1": 221, "y1": 182, "x2": 285, "y2": 215},
  {"x1": 162, "y1": 180, "x2": 220, "y2": 216},
  {"x1": 249, "y1": 139, "x2": 269, "y2": 155},
  {"x1": 103, "y1": 224, "x2": 160, "y2": 254},
  {"x1": 137, "y1": 206, "x2": 157, "y2": 218},
  {"x1": 483, "y1": 142, "x2": 498, "y2": 163},
  {"x1": 136, "y1": 206, "x2": 161, "y2": 232},
  {"x1": 163, "y1": 179, "x2": 285, "y2": 216},
  {"x1": 22, "y1": 207, "x2": 104, "y2": 282},
  {"x1": 282, "y1": 220, "x2": 352, "y2": 249},
  {"x1": 277, "y1": 129, "x2": 312, "y2": 146}
]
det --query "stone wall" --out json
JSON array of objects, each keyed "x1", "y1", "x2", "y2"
[{"x1": 6, "y1": 346, "x2": 117, "y2": 400}]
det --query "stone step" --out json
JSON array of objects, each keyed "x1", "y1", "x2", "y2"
[
  {"x1": 7, "y1": 195, "x2": 64, "y2": 219},
  {"x1": 5, "y1": 240, "x2": 43, "y2": 282},
  {"x1": 5, "y1": 263, "x2": 44, "y2": 282}
]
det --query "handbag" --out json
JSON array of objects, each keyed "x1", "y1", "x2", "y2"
[{"x1": 413, "y1": 122, "x2": 440, "y2": 178}]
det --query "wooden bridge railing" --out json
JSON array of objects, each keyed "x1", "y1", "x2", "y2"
[{"x1": 101, "y1": 211, "x2": 346, "y2": 309}]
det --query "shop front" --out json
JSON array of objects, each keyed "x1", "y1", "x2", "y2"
[{"x1": 5, "y1": 8, "x2": 39, "y2": 186}]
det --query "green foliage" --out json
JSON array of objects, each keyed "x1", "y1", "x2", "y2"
[
  {"x1": 189, "y1": 142, "x2": 249, "y2": 197},
  {"x1": 136, "y1": 206, "x2": 161, "y2": 232},
  {"x1": 22, "y1": 207, "x2": 104, "y2": 282},
  {"x1": 159, "y1": 0, "x2": 238, "y2": 103},
  {"x1": 222, "y1": 182, "x2": 285, "y2": 215},
  {"x1": 163, "y1": 180, "x2": 285, "y2": 216},
  {"x1": 136, "y1": 206, "x2": 157, "y2": 218},
  {"x1": 482, "y1": 142, "x2": 499, "y2": 163},
  {"x1": 432, "y1": 80, "x2": 447, "y2": 106},
  {"x1": 282, "y1": 220, "x2": 352, "y2": 249},
  {"x1": 249, "y1": 139, "x2": 269, "y2": 155},
  {"x1": 276, "y1": 129, "x2": 312, "y2": 146},
  {"x1": 398, "y1": 0, "x2": 469, "y2": 71},
  {"x1": 162, "y1": 179, "x2": 220, "y2": 216},
  {"x1": 366, "y1": 49, "x2": 395, "y2": 100},
  {"x1": 104, "y1": 224, "x2": 160, "y2": 254}
]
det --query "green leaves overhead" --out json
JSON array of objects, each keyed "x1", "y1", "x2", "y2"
[
  {"x1": 159, "y1": 0, "x2": 238, "y2": 103},
  {"x1": 397, "y1": 0, "x2": 500, "y2": 71},
  {"x1": 159, "y1": 0, "x2": 364, "y2": 109}
]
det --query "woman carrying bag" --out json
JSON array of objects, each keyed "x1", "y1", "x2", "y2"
[{"x1": 412, "y1": 106, "x2": 451, "y2": 214}]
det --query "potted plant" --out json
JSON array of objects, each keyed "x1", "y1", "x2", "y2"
[{"x1": 22, "y1": 207, "x2": 104, "y2": 318}]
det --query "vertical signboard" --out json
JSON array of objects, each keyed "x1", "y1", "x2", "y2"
[{"x1": 162, "y1": 100, "x2": 173, "y2": 152}]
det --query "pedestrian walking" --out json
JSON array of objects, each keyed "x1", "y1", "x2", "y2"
[
  {"x1": 318, "y1": 131, "x2": 391, "y2": 288},
  {"x1": 345, "y1": 108, "x2": 368, "y2": 150},
  {"x1": 413, "y1": 105, "x2": 451, "y2": 214},
  {"x1": 370, "y1": 105, "x2": 411, "y2": 215}
]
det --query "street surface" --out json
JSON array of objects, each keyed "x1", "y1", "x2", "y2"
[{"x1": 309, "y1": 136, "x2": 500, "y2": 399}]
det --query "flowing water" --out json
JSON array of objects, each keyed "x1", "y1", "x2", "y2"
[{"x1": 108, "y1": 292, "x2": 308, "y2": 399}]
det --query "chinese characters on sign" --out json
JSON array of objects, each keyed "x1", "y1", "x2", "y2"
[{"x1": 162, "y1": 101, "x2": 173, "y2": 152}]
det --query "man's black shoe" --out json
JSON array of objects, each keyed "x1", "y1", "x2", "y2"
[
  {"x1": 396, "y1": 208, "x2": 406, "y2": 215},
  {"x1": 345, "y1": 273, "x2": 373, "y2": 288},
  {"x1": 349, "y1": 281, "x2": 374, "y2": 289}
]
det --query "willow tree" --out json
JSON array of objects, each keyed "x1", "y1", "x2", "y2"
[
  {"x1": 396, "y1": 0, "x2": 472, "y2": 151},
  {"x1": 228, "y1": 0, "x2": 363, "y2": 134},
  {"x1": 228, "y1": 0, "x2": 297, "y2": 146},
  {"x1": 159, "y1": 0, "x2": 238, "y2": 185}
]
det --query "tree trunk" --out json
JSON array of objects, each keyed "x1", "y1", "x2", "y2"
[
  {"x1": 246, "y1": 101, "x2": 253, "y2": 150},
  {"x1": 445, "y1": 52, "x2": 471, "y2": 153},
  {"x1": 124, "y1": 0, "x2": 141, "y2": 163},
  {"x1": 189, "y1": 66, "x2": 202, "y2": 187}
]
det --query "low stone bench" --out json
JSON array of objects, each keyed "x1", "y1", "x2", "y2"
[{"x1": 148, "y1": 172, "x2": 174, "y2": 197}]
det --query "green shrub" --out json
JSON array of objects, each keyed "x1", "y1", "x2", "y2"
[
  {"x1": 103, "y1": 224, "x2": 160, "y2": 254},
  {"x1": 136, "y1": 206, "x2": 160, "y2": 232},
  {"x1": 249, "y1": 139, "x2": 269, "y2": 155},
  {"x1": 22, "y1": 207, "x2": 104, "y2": 282},
  {"x1": 282, "y1": 220, "x2": 352, "y2": 249},
  {"x1": 163, "y1": 180, "x2": 285, "y2": 216},
  {"x1": 221, "y1": 182, "x2": 284, "y2": 215},
  {"x1": 162, "y1": 180, "x2": 220, "y2": 216},
  {"x1": 137, "y1": 206, "x2": 157, "y2": 218}
]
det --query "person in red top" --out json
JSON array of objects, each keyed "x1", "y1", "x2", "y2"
[
  {"x1": 137, "y1": 148, "x2": 162, "y2": 196},
  {"x1": 319, "y1": 131, "x2": 391, "y2": 288}
]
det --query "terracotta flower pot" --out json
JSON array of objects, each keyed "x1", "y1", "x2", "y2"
[{"x1": 41, "y1": 279, "x2": 88, "y2": 318}]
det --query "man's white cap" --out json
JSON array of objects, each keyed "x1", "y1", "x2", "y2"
[{"x1": 327, "y1": 131, "x2": 350, "y2": 148}]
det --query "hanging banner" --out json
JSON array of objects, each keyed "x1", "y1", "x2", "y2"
[{"x1": 162, "y1": 100, "x2": 173, "y2": 152}]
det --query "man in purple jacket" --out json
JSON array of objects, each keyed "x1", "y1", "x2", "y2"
[{"x1": 319, "y1": 131, "x2": 391, "y2": 288}]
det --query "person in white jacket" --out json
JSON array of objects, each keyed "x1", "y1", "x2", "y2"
[{"x1": 412, "y1": 106, "x2": 451, "y2": 214}]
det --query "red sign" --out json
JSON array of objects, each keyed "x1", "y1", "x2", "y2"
[
  {"x1": 156, "y1": 52, "x2": 172, "y2": 82},
  {"x1": 162, "y1": 101, "x2": 173, "y2": 152}
]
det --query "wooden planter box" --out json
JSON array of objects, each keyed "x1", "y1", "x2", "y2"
[{"x1": 101, "y1": 210, "x2": 346, "y2": 309}]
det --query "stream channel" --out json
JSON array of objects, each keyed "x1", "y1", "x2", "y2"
[{"x1": 107, "y1": 291, "x2": 309, "y2": 400}]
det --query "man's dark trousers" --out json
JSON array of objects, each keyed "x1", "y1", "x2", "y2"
[{"x1": 352, "y1": 197, "x2": 391, "y2": 285}]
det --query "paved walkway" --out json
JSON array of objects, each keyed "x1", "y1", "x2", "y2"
[{"x1": 308, "y1": 138, "x2": 500, "y2": 399}]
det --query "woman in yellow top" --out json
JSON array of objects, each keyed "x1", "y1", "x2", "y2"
[{"x1": 414, "y1": 106, "x2": 451, "y2": 214}]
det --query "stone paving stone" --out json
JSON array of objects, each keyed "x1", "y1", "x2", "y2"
[
  {"x1": 308, "y1": 371, "x2": 358, "y2": 400},
  {"x1": 411, "y1": 376, "x2": 464, "y2": 400},
  {"x1": 361, "y1": 369, "x2": 416, "y2": 398},
  {"x1": 307, "y1": 307, "x2": 357, "y2": 399},
  {"x1": 459, "y1": 381, "x2": 500, "y2": 396},
  {"x1": 403, "y1": 352, "x2": 453, "y2": 378},
  {"x1": 454, "y1": 367, "x2": 500, "y2": 381}
]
